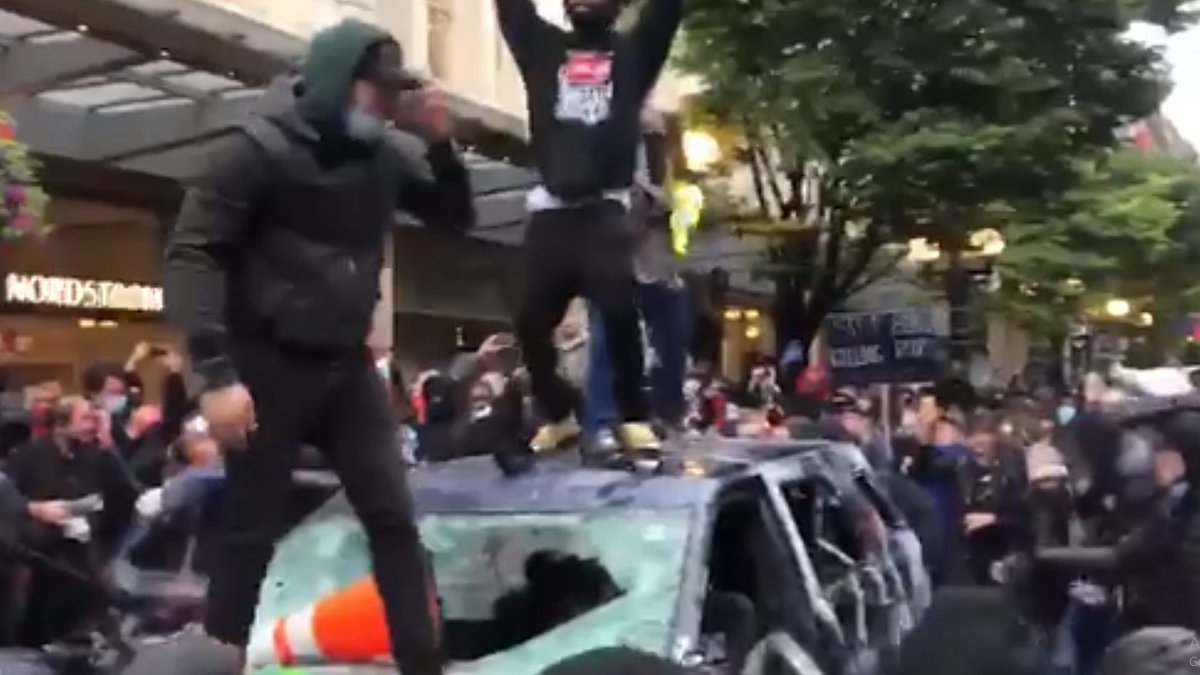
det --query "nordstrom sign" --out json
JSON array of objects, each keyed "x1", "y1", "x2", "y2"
[{"x1": 4, "y1": 273, "x2": 163, "y2": 313}]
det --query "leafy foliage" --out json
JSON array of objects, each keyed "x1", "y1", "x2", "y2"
[
  {"x1": 0, "y1": 112, "x2": 49, "y2": 239},
  {"x1": 1134, "y1": 0, "x2": 1200, "y2": 30},
  {"x1": 990, "y1": 149, "x2": 1200, "y2": 338},
  {"x1": 675, "y1": 0, "x2": 1174, "y2": 347}
]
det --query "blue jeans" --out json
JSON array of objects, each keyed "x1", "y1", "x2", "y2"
[
  {"x1": 1070, "y1": 599, "x2": 1115, "y2": 675},
  {"x1": 585, "y1": 282, "x2": 691, "y2": 433}
]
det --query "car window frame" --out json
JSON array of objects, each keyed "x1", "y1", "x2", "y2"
[{"x1": 698, "y1": 477, "x2": 832, "y2": 665}]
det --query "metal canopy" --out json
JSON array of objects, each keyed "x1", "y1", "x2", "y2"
[{"x1": 0, "y1": 6, "x2": 534, "y2": 235}]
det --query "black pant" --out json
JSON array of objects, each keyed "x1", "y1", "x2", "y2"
[
  {"x1": 203, "y1": 341, "x2": 440, "y2": 675},
  {"x1": 515, "y1": 202, "x2": 648, "y2": 423},
  {"x1": 17, "y1": 541, "x2": 98, "y2": 646}
]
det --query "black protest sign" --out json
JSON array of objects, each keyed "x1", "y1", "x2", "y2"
[{"x1": 824, "y1": 308, "x2": 946, "y2": 385}]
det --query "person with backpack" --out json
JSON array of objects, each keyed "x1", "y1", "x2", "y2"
[
  {"x1": 494, "y1": 0, "x2": 685, "y2": 462},
  {"x1": 163, "y1": 19, "x2": 473, "y2": 675}
]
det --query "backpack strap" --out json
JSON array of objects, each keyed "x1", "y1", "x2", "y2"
[
  {"x1": 232, "y1": 118, "x2": 289, "y2": 233},
  {"x1": 238, "y1": 117, "x2": 291, "y2": 166}
]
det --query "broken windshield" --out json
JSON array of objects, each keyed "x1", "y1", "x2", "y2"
[{"x1": 255, "y1": 497, "x2": 694, "y2": 675}]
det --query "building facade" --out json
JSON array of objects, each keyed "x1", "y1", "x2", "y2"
[
  {"x1": 0, "y1": 0, "x2": 547, "y2": 384},
  {"x1": 193, "y1": 0, "x2": 568, "y2": 126}
]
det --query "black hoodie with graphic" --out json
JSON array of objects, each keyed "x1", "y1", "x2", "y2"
[
  {"x1": 165, "y1": 20, "x2": 474, "y2": 389},
  {"x1": 495, "y1": 0, "x2": 683, "y2": 200}
]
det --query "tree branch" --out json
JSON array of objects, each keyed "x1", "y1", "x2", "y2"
[
  {"x1": 748, "y1": 127, "x2": 787, "y2": 214},
  {"x1": 844, "y1": 250, "x2": 906, "y2": 297},
  {"x1": 743, "y1": 130, "x2": 772, "y2": 220}
]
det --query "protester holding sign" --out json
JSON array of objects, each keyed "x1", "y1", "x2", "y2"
[{"x1": 824, "y1": 308, "x2": 945, "y2": 386}]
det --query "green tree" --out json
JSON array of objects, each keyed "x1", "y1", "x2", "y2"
[
  {"x1": 675, "y1": 0, "x2": 1172, "y2": 351},
  {"x1": 993, "y1": 150, "x2": 1200, "y2": 342},
  {"x1": 1137, "y1": 0, "x2": 1200, "y2": 29}
]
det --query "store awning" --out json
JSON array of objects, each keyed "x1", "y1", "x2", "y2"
[{"x1": 0, "y1": 2, "x2": 534, "y2": 236}]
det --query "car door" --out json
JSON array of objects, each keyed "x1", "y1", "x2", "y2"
[
  {"x1": 801, "y1": 448, "x2": 918, "y2": 646},
  {"x1": 776, "y1": 476, "x2": 868, "y2": 641},
  {"x1": 698, "y1": 477, "x2": 838, "y2": 675}
]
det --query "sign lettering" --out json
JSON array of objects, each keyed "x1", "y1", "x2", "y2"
[
  {"x1": 830, "y1": 345, "x2": 885, "y2": 368},
  {"x1": 4, "y1": 273, "x2": 163, "y2": 313},
  {"x1": 824, "y1": 308, "x2": 946, "y2": 385}
]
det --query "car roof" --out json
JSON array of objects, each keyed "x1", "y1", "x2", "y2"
[{"x1": 409, "y1": 438, "x2": 839, "y2": 514}]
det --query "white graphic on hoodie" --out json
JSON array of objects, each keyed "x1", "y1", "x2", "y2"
[{"x1": 554, "y1": 50, "x2": 614, "y2": 126}]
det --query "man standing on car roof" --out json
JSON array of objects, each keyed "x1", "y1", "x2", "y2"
[
  {"x1": 494, "y1": 0, "x2": 684, "y2": 461},
  {"x1": 163, "y1": 19, "x2": 473, "y2": 675}
]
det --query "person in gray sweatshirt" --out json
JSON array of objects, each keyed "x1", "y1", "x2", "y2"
[{"x1": 583, "y1": 110, "x2": 692, "y2": 452}]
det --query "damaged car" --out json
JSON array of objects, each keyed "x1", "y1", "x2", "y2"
[
  {"x1": 249, "y1": 440, "x2": 915, "y2": 674},
  {"x1": 1, "y1": 439, "x2": 917, "y2": 675}
]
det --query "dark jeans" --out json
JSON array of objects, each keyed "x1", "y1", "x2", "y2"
[
  {"x1": 203, "y1": 341, "x2": 440, "y2": 675},
  {"x1": 584, "y1": 281, "x2": 691, "y2": 434},
  {"x1": 515, "y1": 202, "x2": 649, "y2": 423}
]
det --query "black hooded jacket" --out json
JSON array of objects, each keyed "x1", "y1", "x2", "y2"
[{"x1": 165, "y1": 20, "x2": 474, "y2": 389}]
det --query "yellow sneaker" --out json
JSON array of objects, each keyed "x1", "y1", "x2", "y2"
[
  {"x1": 530, "y1": 415, "x2": 582, "y2": 453},
  {"x1": 616, "y1": 421, "x2": 662, "y2": 454}
]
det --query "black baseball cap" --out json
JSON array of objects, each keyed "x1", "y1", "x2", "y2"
[{"x1": 356, "y1": 40, "x2": 423, "y2": 91}]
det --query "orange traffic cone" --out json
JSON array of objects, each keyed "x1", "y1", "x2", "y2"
[
  {"x1": 248, "y1": 576, "x2": 389, "y2": 666},
  {"x1": 248, "y1": 574, "x2": 442, "y2": 667}
]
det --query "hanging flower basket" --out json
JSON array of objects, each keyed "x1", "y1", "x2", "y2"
[{"x1": 0, "y1": 112, "x2": 49, "y2": 239}]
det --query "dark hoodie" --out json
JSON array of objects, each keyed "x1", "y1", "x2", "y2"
[
  {"x1": 495, "y1": 0, "x2": 683, "y2": 200},
  {"x1": 166, "y1": 21, "x2": 474, "y2": 388}
]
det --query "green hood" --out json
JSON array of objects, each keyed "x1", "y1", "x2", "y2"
[{"x1": 299, "y1": 18, "x2": 393, "y2": 125}]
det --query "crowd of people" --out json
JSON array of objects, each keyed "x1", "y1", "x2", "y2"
[
  {"x1": 0, "y1": 341, "x2": 224, "y2": 647},
  {"x1": 399, "y1": 337, "x2": 1200, "y2": 675},
  {"x1": 2, "y1": 0, "x2": 1198, "y2": 670},
  {"x1": 3, "y1": 326, "x2": 1200, "y2": 674}
]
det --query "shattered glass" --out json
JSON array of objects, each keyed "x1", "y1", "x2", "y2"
[{"x1": 254, "y1": 495, "x2": 694, "y2": 675}]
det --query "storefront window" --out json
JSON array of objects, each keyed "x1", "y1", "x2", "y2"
[{"x1": 0, "y1": 202, "x2": 177, "y2": 396}]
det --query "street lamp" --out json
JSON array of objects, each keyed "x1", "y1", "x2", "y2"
[
  {"x1": 969, "y1": 228, "x2": 1007, "y2": 258},
  {"x1": 682, "y1": 129, "x2": 721, "y2": 173},
  {"x1": 1138, "y1": 312, "x2": 1154, "y2": 327},
  {"x1": 1106, "y1": 298, "x2": 1132, "y2": 319},
  {"x1": 906, "y1": 237, "x2": 942, "y2": 263}
]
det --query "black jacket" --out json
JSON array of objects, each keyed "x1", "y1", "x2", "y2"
[
  {"x1": 0, "y1": 471, "x2": 28, "y2": 545},
  {"x1": 1117, "y1": 484, "x2": 1200, "y2": 631},
  {"x1": 113, "y1": 371, "x2": 189, "y2": 489},
  {"x1": 6, "y1": 438, "x2": 138, "y2": 555},
  {"x1": 165, "y1": 22, "x2": 474, "y2": 389},
  {"x1": 960, "y1": 450, "x2": 1030, "y2": 582}
]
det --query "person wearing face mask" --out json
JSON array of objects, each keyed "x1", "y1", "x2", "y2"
[
  {"x1": 908, "y1": 416, "x2": 972, "y2": 584},
  {"x1": 163, "y1": 19, "x2": 472, "y2": 675},
  {"x1": 1035, "y1": 408, "x2": 1200, "y2": 637},
  {"x1": 1056, "y1": 396, "x2": 1078, "y2": 427},
  {"x1": 494, "y1": 0, "x2": 685, "y2": 462},
  {"x1": 82, "y1": 361, "x2": 130, "y2": 421},
  {"x1": 958, "y1": 412, "x2": 1030, "y2": 585},
  {"x1": 5, "y1": 397, "x2": 137, "y2": 645}
]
